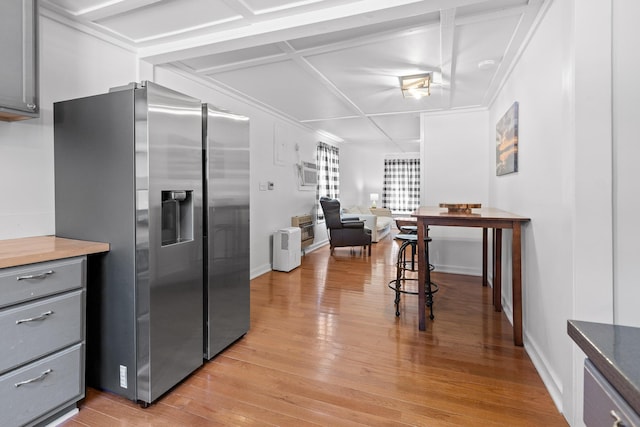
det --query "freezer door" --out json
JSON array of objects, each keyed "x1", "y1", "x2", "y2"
[
  {"x1": 203, "y1": 105, "x2": 250, "y2": 359},
  {"x1": 135, "y1": 82, "x2": 203, "y2": 403}
]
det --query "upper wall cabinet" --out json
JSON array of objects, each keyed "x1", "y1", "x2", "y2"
[{"x1": 0, "y1": 0, "x2": 38, "y2": 122}]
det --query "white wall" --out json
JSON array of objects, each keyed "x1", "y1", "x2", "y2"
[
  {"x1": 150, "y1": 66, "x2": 326, "y2": 277},
  {"x1": 486, "y1": 0, "x2": 638, "y2": 424},
  {"x1": 0, "y1": 15, "x2": 137, "y2": 240},
  {"x1": 415, "y1": 1, "x2": 623, "y2": 423},
  {"x1": 421, "y1": 111, "x2": 489, "y2": 275},
  {"x1": 488, "y1": 0, "x2": 576, "y2": 417},
  {"x1": 612, "y1": 0, "x2": 640, "y2": 328},
  {"x1": 340, "y1": 142, "x2": 386, "y2": 207},
  {"x1": 341, "y1": 120, "x2": 491, "y2": 276},
  {"x1": 339, "y1": 142, "x2": 415, "y2": 207}
]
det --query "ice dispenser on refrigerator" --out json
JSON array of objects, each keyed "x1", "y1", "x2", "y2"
[{"x1": 161, "y1": 190, "x2": 193, "y2": 246}]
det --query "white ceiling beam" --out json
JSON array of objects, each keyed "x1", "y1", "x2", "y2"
[
  {"x1": 455, "y1": 4, "x2": 529, "y2": 26},
  {"x1": 301, "y1": 109, "x2": 437, "y2": 122},
  {"x1": 71, "y1": 0, "x2": 162, "y2": 21},
  {"x1": 167, "y1": 62, "x2": 313, "y2": 131},
  {"x1": 439, "y1": 9, "x2": 456, "y2": 110},
  {"x1": 248, "y1": 0, "x2": 329, "y2": 16},
  {"x1": 294, "y1": 16, "x2": 440, "y2": 57},
  {"x1": 481, "y1": 0, "x2": 545, "y2": 106},
  {"x1": 103, "y1": 15, "x2": 244, "y2": 44},
  {"x1": 219, "y1": 0, "x2": 255, "y2": 20},
  {"x1": 195, "y1": 19, "x2": 440, "y2": 75},
  {"x1": 138, "y1": 0, "x2": 489, "y2": 64},
  {"x1": 276, "y1": 41, "x2": 396, "y2": 144},
  {"x1": 275, "y1": 42, "x2": 366, "y2": 117},
  {"x1": 197, "y1": 53, "x2": 289, "y2": 75},
  {"x1": 299, "y1": 115, "x2": 363, "y2": 123},
  {"x1": 39, "y1": 5, "x2": 138, "y2": 52}
]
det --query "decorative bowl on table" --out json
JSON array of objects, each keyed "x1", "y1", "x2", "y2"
[{"x1": 439, "y1": 203, "x2": 481, "y2": 214}]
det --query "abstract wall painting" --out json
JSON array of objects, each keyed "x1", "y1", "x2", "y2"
[{"x1": 496, "y1": 102, "x2": 519, "y2": 176}]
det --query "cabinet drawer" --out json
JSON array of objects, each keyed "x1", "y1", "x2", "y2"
[
  {"x1": 0, "y1": 343, "x2": 84, "y2": 427},
  {"x1": 584, "y1": 359, "x2": 640, "y2": 427},
  {"x1": 0, "y1": 257, "x2": 85, "y2": 309},
  {"x1": 0, "y1": 290, "x2": 84, "y2": 375}
]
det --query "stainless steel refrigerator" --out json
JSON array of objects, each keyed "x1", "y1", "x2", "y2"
[
  {"x1": 202, "y1": 104, "x2": 250, "y2": 359},
  {"x1": 54, "y1": 82, "x2": 203, "y2": 405}
]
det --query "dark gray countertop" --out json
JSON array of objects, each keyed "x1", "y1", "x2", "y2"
[{"x1": 568, "y1": 320, "x2": 640, "y2": 415}]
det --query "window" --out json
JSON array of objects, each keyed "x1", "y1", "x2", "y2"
[
  {"x1": 316, "y1": 142, "x2": 339, "y2": 221},
  {"x1": 382, "y1": 158, "x2": 420, "y2": 213}
]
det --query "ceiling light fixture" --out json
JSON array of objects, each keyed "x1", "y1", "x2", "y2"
[{"x1": 399, "y1": 73, "x2": 431, "y2": 99}]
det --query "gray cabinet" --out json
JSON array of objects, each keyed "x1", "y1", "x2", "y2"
[
  {"x1": 584, "y1": 359, "x2": 640, "y2": 427},
  {"x1": 0, "y1": 257, "x2": 86, "y2": 427},
  {"x1": 0, "y1": 0, "x2": 39, "y2": 121},
  {"x1": 568, "y1": 320, "x2": 640, "y2": 426}
]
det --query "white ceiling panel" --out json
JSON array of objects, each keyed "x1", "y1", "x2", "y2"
[
  {"x1": 46, "y1": 0, "x2": 124, "y2": 13},
  {"x1": 46, "y1": 0, "x2": 162, "y2": 20},
  {"x1": 209, "y1": 60, "x2": 357, "y2": 121},
  {"x1": 307, "y1": 117, "x2": 388, "y2": 144},
  {"x1": 456, "y1": 0, "x2": 529, "y2": 17},
  {"x1": 40, "y1": 0, "x2": 546, "y2": 149},
  {"x1": 305, "y1": 26, "x2": 443, "y2": 115},
  {"x1": 287, "y1": 12, "x2": 438, "y2": 51},
  {"x1": 241, "y1": 0, "x2": 327, "y2": 15},
  {"x1": 181, "y1": 44, "x2": 286, "y2": 72},
  {"x1": 371, "y1": 113, "x2": 421, "y2": 142},
  {"x1": 451, "y1": 14, "x2": 520, "y2": 107},
  {"x1": 95, "y1": 0, "x2": 241, "y2": 42}
]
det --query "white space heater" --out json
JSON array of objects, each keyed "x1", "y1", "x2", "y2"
[{"x1": 273, "y1": 227, "x2": 301, "y2": 272}]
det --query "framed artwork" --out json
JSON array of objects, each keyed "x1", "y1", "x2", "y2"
[{"x1": 496, "y1": 101, "x2": 519, "y2": 176}]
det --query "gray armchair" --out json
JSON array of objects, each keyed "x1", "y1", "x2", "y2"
[{"x1": 320, "y1": 197, "x2": 372, "y2": 255}]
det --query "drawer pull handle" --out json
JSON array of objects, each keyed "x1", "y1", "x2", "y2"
[
  {"x1": 14, "y1": 369, "x2": 52, "y2": 388},
  {"x1": 611, "y1": 410, "x2": 624, "y2": 427},
  {"x1": 15, "y1": 310, "x2": 54, "y2": 324},
  {"x1": 16, "y1": 270, "x2": 55, "y2": 281}
]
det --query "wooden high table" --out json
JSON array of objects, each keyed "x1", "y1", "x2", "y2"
[{"x1": 412, "y1": 207, "x2": 530, "y2": 346}]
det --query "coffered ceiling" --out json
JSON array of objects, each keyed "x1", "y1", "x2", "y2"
[{"x1": 40, "y1": 0, "x2": 545, "y2": 151}]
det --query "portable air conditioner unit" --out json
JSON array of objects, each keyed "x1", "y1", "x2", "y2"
[{"x1": 273, "y1": 227, "x2": 301, "y2": 272}]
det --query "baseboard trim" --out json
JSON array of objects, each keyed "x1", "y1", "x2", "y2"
[
  {"x1": 251, "y1": 264, "x2": 272, "y2": 280},
  {"x1": 524, "y1": 332, "x2": 564, "y2": 413},
  {"x1": 432, "y1": 264, "x2": 482, "y2": 277},
  {"x1": 302, "y1": 239, "x2": 329, "y2": 255},
  {"x1": 251, "y1": 240, "x2": 330, "y2": 280}
]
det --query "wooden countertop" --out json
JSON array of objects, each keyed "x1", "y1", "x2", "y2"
[{"x1": 0, "y1": 236, "x2": 110, "y2": 269}]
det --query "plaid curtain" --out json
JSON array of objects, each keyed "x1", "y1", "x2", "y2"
[
  {"x1": 316, "y1": 142, "x2": 339, "y2": 221},
  {"x1": 382, "y1": 158, "x2": 420, "y2": 212}
]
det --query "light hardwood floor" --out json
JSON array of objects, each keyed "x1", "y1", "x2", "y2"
[{"x1": 62, "y1": 233, "x2": 567, "y2": 426}]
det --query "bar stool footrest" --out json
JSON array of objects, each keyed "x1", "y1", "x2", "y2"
[{"x1": 388, "y1": 278, "x2": 438, "y2": 318}]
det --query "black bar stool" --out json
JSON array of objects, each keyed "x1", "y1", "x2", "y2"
[
  {"x1": 388, "y1": 233, "x2": 438, "y2": 319},
  {"x1": 400, "y1": 225, "x2": 418, "y2": 234}
]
